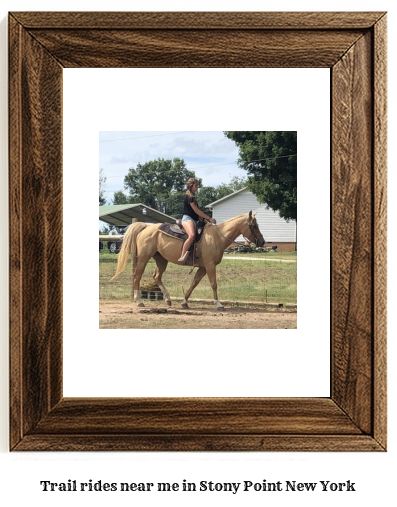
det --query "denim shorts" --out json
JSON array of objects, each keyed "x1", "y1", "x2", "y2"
[{"x1": 182, "y1": 215, "x2": 196, "y2": 224}]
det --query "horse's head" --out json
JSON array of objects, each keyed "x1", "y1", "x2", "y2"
[{"x1": 244, "y1": 211, "x2": 265, "y2": 247}]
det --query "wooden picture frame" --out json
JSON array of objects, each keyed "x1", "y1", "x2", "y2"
[{"x1": 9, "y1": 11, "x2": 387, "y2": 451}]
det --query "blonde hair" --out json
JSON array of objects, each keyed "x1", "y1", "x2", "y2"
[{"x1": 186, "y1": 177, "x2": 199, "y2": 198}]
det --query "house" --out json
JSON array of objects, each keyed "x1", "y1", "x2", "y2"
[{"x1": 206, "y1": 188, "x2": 297, "y2": 252}]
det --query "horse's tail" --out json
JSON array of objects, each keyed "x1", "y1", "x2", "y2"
[{"x1": 111, "y1": 222, "x2": 148, "y2": 280}]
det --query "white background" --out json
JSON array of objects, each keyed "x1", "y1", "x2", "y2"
[
  {"x1": 63, "y1": 68, "x2": 330, "y2": 398},
  {"x1": 1, "y1": 1, "x2": 395, "y2": 507}
]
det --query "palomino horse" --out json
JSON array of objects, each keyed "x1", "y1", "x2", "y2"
[{"x1": 112, "y1": 211, "x2": 265, "y2": 309}]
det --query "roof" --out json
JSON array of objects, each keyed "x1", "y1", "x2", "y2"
[
  {"x1": 99, "y1": 204, "x2": 175, "y2": 226},
  {"x1": 205, "y1": 187, "x2": 248, "y2": 208}
]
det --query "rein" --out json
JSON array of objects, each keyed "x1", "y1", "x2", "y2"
[{"x1": 212, "y1": 221, "x2": 259, "y2": 246}]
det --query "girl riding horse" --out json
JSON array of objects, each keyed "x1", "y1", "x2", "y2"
[{"x1": 178, "y1": 177, "x2": 216, "y2": 262}]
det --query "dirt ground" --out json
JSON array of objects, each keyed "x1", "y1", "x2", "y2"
[{"x1": 99, "y1": 300, "x2": 297, "y2": 329}]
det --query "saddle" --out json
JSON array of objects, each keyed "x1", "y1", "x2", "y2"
[
  {"x1": 158, "y1": 219, "x2": 206, "y2": 266},
  {"x1": 158, "y1": 219, "x2": 206, "y2": 243}
]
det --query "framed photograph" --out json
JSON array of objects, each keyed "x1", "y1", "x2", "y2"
[
  {"x1": 9, "y1": 11, "x2": 387, "y2": 451},
  {"x1": 96, "y1": 129, "x2": 299, "y2": 331}
]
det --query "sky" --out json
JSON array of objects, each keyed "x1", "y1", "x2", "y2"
[{"x1": 99, "y1": 131, "x2": 246, "y2": 204}]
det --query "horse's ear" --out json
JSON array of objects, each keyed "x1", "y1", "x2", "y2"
[{"x1": 248, "y1": 210, "x2": 252, "y2": 221}]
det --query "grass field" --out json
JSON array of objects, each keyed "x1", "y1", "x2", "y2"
[{"x1": 99, "y1": 251, "x2": 297, "y2": 305}]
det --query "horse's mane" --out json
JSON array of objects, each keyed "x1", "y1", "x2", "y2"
[{"x1": 221, "y1": 214, "x2": 247, "y2": 224}]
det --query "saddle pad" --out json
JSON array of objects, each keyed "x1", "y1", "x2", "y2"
[{"x1": 158, "y1": 222, "x2": 188, "y2": 241}]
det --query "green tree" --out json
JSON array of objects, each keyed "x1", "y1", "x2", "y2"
[
  {"x1": 112, "y1": 159, "x2": 247, "y2": 219},
  {"x1": 123, "y1": 158, "x2": 199, "y2": 213},
  {"x1": 216, "y1": 175, "x2": 248, "y2": 199},
  {"x1": 163, "y1": 191, "x2": 186, "y2": 217},
  {"x1": 196, "y1": 186, "x2": 219, "y2": 214},
  {"x1": 112, "y1": 190, "x2": 136, "y2": 205},
  {"x1": 99, "y1": 168, "x2": 107, "y2": 205},
  {"x1": 224, "y1": 131, "x2": 297, "y2": 221}
]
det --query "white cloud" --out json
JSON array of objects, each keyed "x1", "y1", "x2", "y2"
[{"x1": 99, "y1": 131, "x2": 245, "y2": 199}]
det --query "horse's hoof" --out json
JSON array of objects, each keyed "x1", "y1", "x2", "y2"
[
  {"x1": 166, "y1": 300, "x2": 172, "y2": 307},
  {"x1": 136, "y1": 302, "x2": 145, "y2": 308},
  {"x1": 217, "y1": 306, "x2": 225, "y2": 311},
  {"x1": 181, "y1": 303, "x2": 189, "y2": 309}
]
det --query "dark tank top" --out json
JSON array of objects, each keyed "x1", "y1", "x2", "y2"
[{"x1": 183, "y1": 195, "x2": 199, "y2": 221}]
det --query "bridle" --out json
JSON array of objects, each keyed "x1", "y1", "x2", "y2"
[
  {"x1": 241, "y1": 220, "x2": 264, "y2": 246},
  {"x1": 212, "y1": 217, "x2": 264, "y2": 246}
]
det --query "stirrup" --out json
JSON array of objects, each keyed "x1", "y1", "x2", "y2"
[{"x1": 178, "y1": 251, "x2": 189, "y2": 262}]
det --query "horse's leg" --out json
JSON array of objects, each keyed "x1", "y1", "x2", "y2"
[
  {"x1": 205, "y1": 263, "x2": 224, "y2": 310},
  {"x1": 181, "y1": 267, "x2": 207, "y2": 308},
  {"x1": 133, "y1": 257, "x2": 150, "y2": 307},
  {"x1": 152, "y1": 253, "x2": 171, "y2": 306}
]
